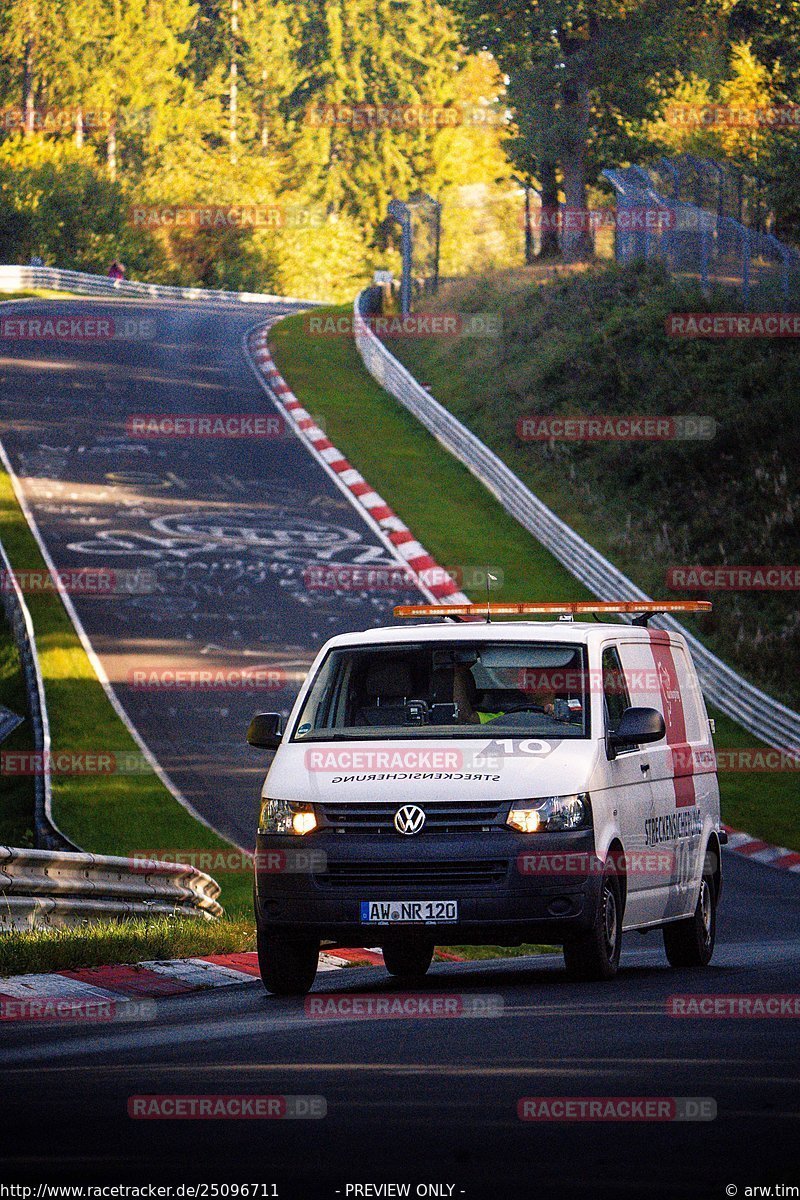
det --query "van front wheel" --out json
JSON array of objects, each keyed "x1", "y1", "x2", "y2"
[
  {"x1": 257, "y1": 929, "x2": 320, "y2": 995},
  {"x1": 663, "y1": 871, "x2": 716, "y2": 968},
  {"x1": 563, "y1": 874, "x2": 622, "y2": 981}
]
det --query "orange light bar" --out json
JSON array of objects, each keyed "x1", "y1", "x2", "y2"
[{"x1": 393, "y1": 600, "x2": 712, "y2": 619}]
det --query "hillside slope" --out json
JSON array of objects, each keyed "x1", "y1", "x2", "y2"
[{"x1": 386, "y1": 263, "x2": 799, "y2": 708}]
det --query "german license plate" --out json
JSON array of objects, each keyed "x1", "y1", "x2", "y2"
[{"x1": 360, "y1": 900, "x2": 458, "y2": 924}]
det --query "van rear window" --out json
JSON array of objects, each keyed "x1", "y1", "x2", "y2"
[{"x1": 292, "y1": 641, "x2": 591, "y2": 740}]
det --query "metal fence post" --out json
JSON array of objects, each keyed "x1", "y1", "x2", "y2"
[
  {"x1": 742, "y1": 225, "x2": 751, "y2": 308},
  {"x1": 766, "y1": 235, "x2": 791, "y2": 311},
  {"x1": 700, "y1": 220, "x2": 710, "y2": 293},
  {"x1": 387, "y1": 199, "x2": 412, "y2": 315}
]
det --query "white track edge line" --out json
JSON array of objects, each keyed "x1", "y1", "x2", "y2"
[{"x1": 0, "y1": 438, "x2": 238, "y2": 850}]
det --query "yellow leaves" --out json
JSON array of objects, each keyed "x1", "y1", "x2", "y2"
[{"x1": 647, "y1": 42, "x2": 779, "y2": 164}]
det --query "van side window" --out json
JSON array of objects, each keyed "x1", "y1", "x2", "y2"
[
  {"x1": 669, "y1": 644, "x2": 704, "y2": 741},
  {"x1": 602, "y1": 646, "x2": 630, "y2": 731}
]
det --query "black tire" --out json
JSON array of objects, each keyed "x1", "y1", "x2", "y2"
[
  {"x1": 563, "y1": 872, "x2": 623, "y2": 981},
  {"x1": 663, "y1": 870, "x2": 716, "y2": 968},
  {"x1": 382, "y1": 939, "x2": 434, "y2": 979},
  {"x1": 257, "y1": 929, "x2": 320, "y2": 995}
]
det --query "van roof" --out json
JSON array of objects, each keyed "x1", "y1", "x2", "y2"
[{"x1": 323, "y1": 620, "x2": 684, "y2": 650}]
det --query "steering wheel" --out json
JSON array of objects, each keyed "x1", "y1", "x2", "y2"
[{"x1": 494, "y1": 703, "x2": 546, "y2": 714}]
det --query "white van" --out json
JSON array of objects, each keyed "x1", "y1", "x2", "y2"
[{"x1": 248, "y1": 602, "x2": 724, "y2": 995}]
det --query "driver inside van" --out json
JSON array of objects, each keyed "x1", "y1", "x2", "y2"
[{"x1": 453, "y1": 664, "x2": 556, "y2": 724}]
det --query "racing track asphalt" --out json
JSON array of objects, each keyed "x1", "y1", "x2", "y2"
[
  {"x1": 0, "y1": 297, "x2": 425, "y2": 848},
  {"x1": 0, "y1": 853, "x2": 798, "y2": 1195}
]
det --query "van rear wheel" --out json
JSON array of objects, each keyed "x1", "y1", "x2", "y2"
[
  {"x1": 663, "y1": 870, "x2": 716, "y2": 968},
  {"x1": 382, "y1": 940, "x2": 434, "y2": 979},
  {"x1": 563, "y1": 873, "x2": 622, "y2": 981},
  {"x1": 257, "y1": 929, "x2": 320, "y2": 995}
]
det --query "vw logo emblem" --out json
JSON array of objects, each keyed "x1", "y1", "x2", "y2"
[{"x1": 394, "y1": 804, "x2": 426, "y2": 835}]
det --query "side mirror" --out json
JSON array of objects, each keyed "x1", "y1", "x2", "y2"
[
  {"x1": 247, "y1": 712, "x2": 284, "y2": 750},
  {"x1": 607, "y1": 706, "x2": 665, "y2": 759}
]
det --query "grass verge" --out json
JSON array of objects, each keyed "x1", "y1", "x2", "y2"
[
  {"x1": 385, "y1": 263, "x2": 799, "y2": 709},
  {"x1": 0, "y1": 914, "x2": 255, "y2": 977},
  {"x1": 0, "y1": 607, "x2": 36, "y2": 846},
  {"x1": 0, "y1": 463, "x2": 252, "y2": 913},
  {"x1": 269, "y1": 305, "x2": 799, "y2": 851},
  {"x1": 0, "y1": 289, "x2": 79, "y2": 301},
  {"x1": 439, "y1": 944, "x2": 555, "y2": 961}
]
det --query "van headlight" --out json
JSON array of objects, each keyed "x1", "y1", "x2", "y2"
[
  {"x1": 259, "y1": 798, "x2": 317, "y2": 836},
  {"x1": 507, "y1": 793, "x2": 591, "y2": 833}
]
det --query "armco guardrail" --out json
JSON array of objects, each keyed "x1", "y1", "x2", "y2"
[
  {"x1": 0, "y1": 846, "x2": 223, "y2": 930},
  {"x1": 354, "y1": 290, "x2": 800, "y2": 753},
  {"x1": 0, "y1": 530, "x2": 73, "y2": 851},
  {"x1": 0, "y1": 263, "x2": 314, "y2": 307}
]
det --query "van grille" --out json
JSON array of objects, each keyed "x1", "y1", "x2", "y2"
[
  {"x1": 315, "y1": 860, "x2": 508, "y2": 888},
  {"x1": 319, "y1": 800, "x2": 506, "y2": 834}
]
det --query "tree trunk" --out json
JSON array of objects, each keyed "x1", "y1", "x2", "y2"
[
  {"x1": 560, "y1": 137, "x2": 590, "y2": 260},
  {"x1": 22, "y1": 38, "x2": 35, "y2": 136},
  {"x1": 260, "y1": 70, "x2": 268, "y2": 153},
  {"x1": 558, "y1": 22, "x2": 596, "y2": 262},
  {"x1": 107, "y1": 116, "x2": 117, "y2": 177},
  {"x1": 229, "y1": 0, "x2": 239, "y2": 163},
  {"x1": 538, "y1": 160, "x2": 560, "y2": 259},
  {"x1": 229, "y1": 61, "x2": 238, "y2": 162}
]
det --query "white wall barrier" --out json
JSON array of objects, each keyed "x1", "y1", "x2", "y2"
[{"x1": 0, "y1": 263, "x2": 314, "y2": 307}]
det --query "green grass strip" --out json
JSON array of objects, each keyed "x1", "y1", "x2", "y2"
[
  {"x1": 0, "y1": 289, "x2": 78, "y2": 301},
  {"x1": 0, "y1": 606, "x2": 36, "y2": 846},
  {"x1": 0, "y1": 464, "x2": 252, "y2": 913},
  {"x1": 0, "y1": 914, "x2": 255, "y2": 976}
]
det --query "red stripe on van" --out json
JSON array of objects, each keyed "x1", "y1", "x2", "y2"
[{"x1": 647, "y1": 629, "x2": 696, "y2": 808}]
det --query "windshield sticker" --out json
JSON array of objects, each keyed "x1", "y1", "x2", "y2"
[
  {"x1": 328, "y1": 772, "x2": 502, "y2": 784},
  {"x1": 477, "y1": 739, "x2": 555, "y2": 759}
]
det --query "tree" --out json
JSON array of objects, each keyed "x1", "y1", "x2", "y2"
[
  {"x1": 447, "y1": 0, "x2": 725, "y2": 258},
  {"x1": 238, "y1": 0, "x2": 301, "y2": 154},
  {"x1": 285, "y1": 0, "x2": 467, "y2": 229},
  {"x1": 0, "y1": 0, "x2": 63, "y2": 133}
]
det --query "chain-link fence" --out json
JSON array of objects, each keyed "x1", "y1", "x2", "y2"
[{"x1": 603, "y1": 157, "x2": 800, "y2": 307}]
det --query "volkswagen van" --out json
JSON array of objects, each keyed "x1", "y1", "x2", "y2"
[{"x1": 248, "y1": 602, "x2": 724, "y2": 995}]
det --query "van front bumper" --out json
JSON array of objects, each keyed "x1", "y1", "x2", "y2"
[{"x1": 254, "y1": 828, "x2": 603, "y2": 945}]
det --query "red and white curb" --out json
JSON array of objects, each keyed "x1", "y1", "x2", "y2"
[
  {"x1": 722, "y1": 824, "x2": 800, "y2": 872},
  {"x1": 245, "y1": 324, "x2": 469, "y2": 606},
  {"x1": 0, "y1": 948, "x2": 388, "y2": 1019}
]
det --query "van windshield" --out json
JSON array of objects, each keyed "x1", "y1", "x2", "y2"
[{"x1": 292, "y1": 640, "x2": 590, "y2": 740}]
